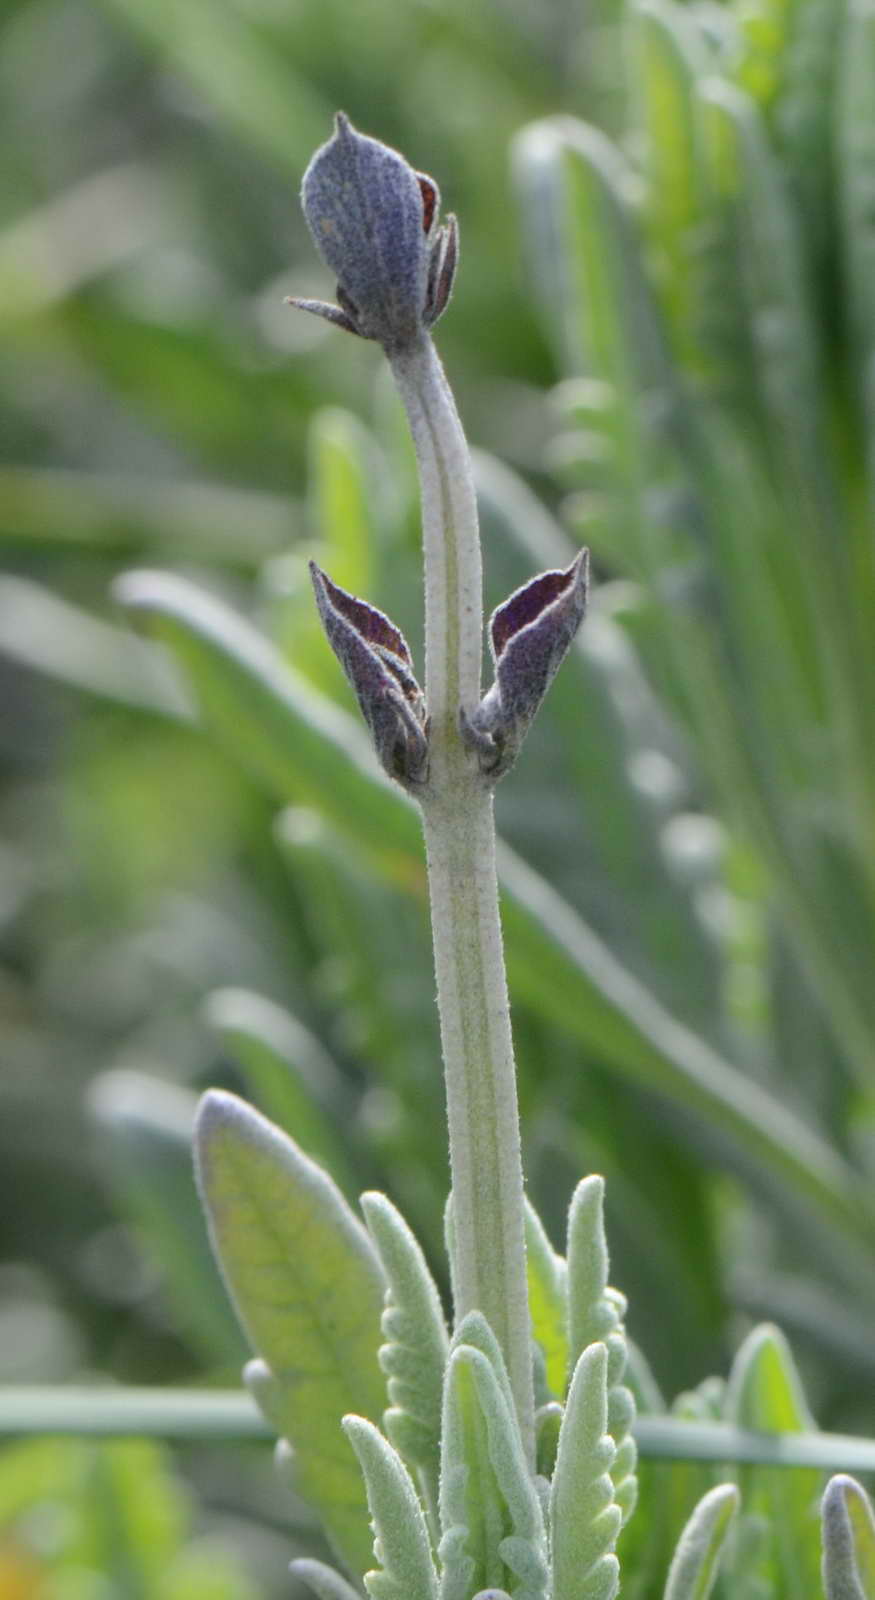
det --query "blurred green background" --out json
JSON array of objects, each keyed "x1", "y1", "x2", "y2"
[{"x1": 2, "y1": 0, "x2": 875, "y2": 1591}]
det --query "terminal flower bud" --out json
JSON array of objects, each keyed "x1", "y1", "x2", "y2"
[
  {"x1": 288, "y1": 113, "x2": 458, "y2": 351},
  {"x1": 463, "y1": 550, "x2": 589, "y2": 780},
  {"x1": 310, "y1": 562, "x2": 429, "y2": 788}
]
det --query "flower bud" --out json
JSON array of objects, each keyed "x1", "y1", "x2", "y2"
[
  {"x1": 289, "y1": 114, "x2": 458, "y2": 350},
  {"x1": 310, "y1": 562, "x2": 428, "y2": 787},
  {"x1": 463, "y1": 550, "x2": 589, "y2": 781}
]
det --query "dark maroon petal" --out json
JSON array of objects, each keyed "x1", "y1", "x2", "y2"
[
  {"x1": 425, "y1": 215, "x2": 459, "y2": 328},
  {"x1": 491, "y1": 560, "x2": 581, "y2": 658},
  {"x1": 312, "y1": 563, "x2": 413, "y2": 665},
  {"x1": 416, "y1": 171, "x2": 440, "y2": 235}
]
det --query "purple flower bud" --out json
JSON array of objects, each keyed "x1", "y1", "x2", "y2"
[
  {"x1": 463, "y1": 550, "x2": 589, "y2": 780},
  {"x1": 288, "y1": 114, "x2": 458, "y2": 351},
  {"x1": 310, "y1": 562, "x2": 429, "y2": 787}
]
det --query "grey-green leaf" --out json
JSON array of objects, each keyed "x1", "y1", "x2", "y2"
[
  {"x1": 566, "y1": 1178, "x2": 637, "y2": 1522},
  {"x1": 194, "y1": 1090, "x2": 386, "y2": 1577},
  {"x1": 342, "y1": 1415, "x2": 438, "y2": 1600},
  {"x1": 822, "y1": 1474, "x2": 875, "y2": 1600},
  {"x1": 663, "y1": 1483, "x2": 740, "y2": 1600},
  {"x1": 360, "y1": 1190, "x2": 449, "y2": 1523},
  {"x1": 567, "y1": 1177, "x2": 610, "y2": 1365},
  {"x1": 550, "y1": 1343, "x2": 621, "y2": 1600},
  {"x1": 524, "y1": 1198, "x2": 569, "y2": 1400},
  {"x1": 439, "y1": 1334, "x2": 548, "y2": 1600}
]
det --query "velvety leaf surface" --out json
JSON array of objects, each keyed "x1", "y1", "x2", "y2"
[{"x1": 194, "y1": 1090, "x2": 386, "y2": 1577}]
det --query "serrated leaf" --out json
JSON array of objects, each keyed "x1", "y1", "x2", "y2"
[
  {"x1": 194, "y1": 1090, "x2": 386, "y2": 1578},
  {"x1": 550, "y1": 1343, "x2": 620, "y2": 1600},
  {"x1": 524, "y1": 1199, "x2": 569, "y2": 1400},
  {"x1": 822, "y1": 1474, "x2": 875, "y2": 1600},
  {"x1": 439, "y1": 1334, "x2": 547, "y2": 1600},
  {"x1": 566, "y1": 1178, "x2": 637, "y2": 1523},
  {"x1": 342, "y1": 1416, "x2": 437, "y2": 1600},
  {"x1": 452, "y1": 1311, "x2": 518, "y2": 1424},
  {"x1": 663, "y1": 1482, "x2": 740, "y2": 1600},
  {"x1": 360, "y1": 1191, "x2": 448, "y2": 1524}
]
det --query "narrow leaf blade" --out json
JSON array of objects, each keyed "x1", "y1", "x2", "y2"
[{"x1": 663, "y1": 1482, "x2": 740, "y2": 1600}]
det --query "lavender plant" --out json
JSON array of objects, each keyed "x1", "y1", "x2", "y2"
[{"x1": 189, "y1": 116, "x2": 875, "y2": 1600}]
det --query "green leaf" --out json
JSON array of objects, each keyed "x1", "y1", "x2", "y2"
[
  {"x1": 736, "y1": 0, "x2": 841, "y2": 262},
  {"x1": 837, "y1": 0, "x2": 875, "y2": 509},
  {"x1": 89, "y1": 1071, "x2": 246, "y2": 1368},
  {"x1": 725, "y1": 1323, "x2": 821, "y2": 1597},
  {"x1": 625, "y1": 1340, "x2": 665, "y2": 1415},
  {"x1": 726, "y1": 1323, "x2": 815, "y2": 1433},
  {"x1": 626, "y1": 0, "x2": 712, "y2": 368},
  {"x1": 308, "y1": 407, "x2": 375, "y2": 591},
  {"x1": 115, "y1": 569, "x2": 424, "y2": 885},
  {"x1": 360, "y1": 1191, "x2": 448, "y2": 1527},
  {"x1": 291, "y1": 1559, "x2": 366, "y2": 1600},
  {"x1": 194, "y1": 1090, "x2": 386, "y2": 1578},
  {"x1": 102, "y1": 0, "x2": 329, "y2": 173},
  {"x1": 550, "y1": 1343, "x2": 621, "y2": 1600},
  {"x1": 535, "y1": 1402, "x2": 563, "y2": 1480},
  {"x1": 204, "y1": 987, "x2": 354, "y2": 1195},
  {"x1": 822, "y1": 1474, "x2": 875, "y2": 1600},
  {"x1": 342, "y1": 1416, "x2": 438, "y2": 1600},
  {"x1": 524, "y1": 1198, "x2": 569, "y2": 1401},
  {"x1": 268, "y1": 407, "x2": 376, "y2": 688},
  {"x1": 662, "y1": 1482, "x2": 740, "y2": 1600},
  {"x1": 0, "y1": 574, "x2": 183, "y2": 713},
  {"x1": 0, "y1": 463, "x2": 293, "y2": 565}
]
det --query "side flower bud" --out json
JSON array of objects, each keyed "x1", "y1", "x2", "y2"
[
  {"x1": 310, "y1": 562, "x2": 429, "y2": 788},
  {"x1": 288, "y1": 113, "x2": 458, "y2": 351},
  {"x1": 463, "y1": 550, "x2": 589, "y2": 781}
]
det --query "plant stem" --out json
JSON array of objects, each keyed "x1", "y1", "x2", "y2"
[{"x1": 390, "y1": 333, "x2": 534, "y2": 1464}]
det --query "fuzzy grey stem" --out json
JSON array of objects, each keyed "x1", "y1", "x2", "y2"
[{"x1": 390, "y1": 333, "x2": 534, "y2": 1465}]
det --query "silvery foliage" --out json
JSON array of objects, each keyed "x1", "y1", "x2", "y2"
[{"x1": 290, "y1": 1181, "x2": 632, "y2": 1600}]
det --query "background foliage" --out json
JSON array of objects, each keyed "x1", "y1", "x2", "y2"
[{"x1": 2, "y1": 0, "x2": 874, "y2": 1591}]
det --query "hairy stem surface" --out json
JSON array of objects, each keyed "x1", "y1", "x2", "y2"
[{"x1": 390, "y1": 334, "x2": 534, "y2": 1462}]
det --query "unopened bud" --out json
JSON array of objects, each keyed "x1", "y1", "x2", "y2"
[
  {"x1": 310, "y1": 562, "x2": 428, "y2": 788},
  {"x1": 463, "y1": 550, "x2": 589, "y2": 781},
  {"x1": 288, "y1": 113, "x2": 458, "y2": 351}
]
